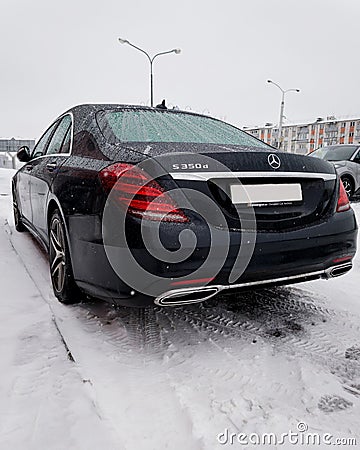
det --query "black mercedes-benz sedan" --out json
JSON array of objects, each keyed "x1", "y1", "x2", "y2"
[{"x1": 12, "y1": 104, "x2": 357, "y2": 307}]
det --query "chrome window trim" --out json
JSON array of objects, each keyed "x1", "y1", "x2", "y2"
[
  {"x1": 25, "y1": 154, "x2": 71, "y2": 162},
  {"x1": 169, "y1": 171, "x2": 337, "y2": 181},
  {"x1": 350, "y1": 147, "x2": 360, "y2": 161}
]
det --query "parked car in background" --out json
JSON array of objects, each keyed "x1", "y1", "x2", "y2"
[
  {"x1": 12, "y1": 105, "x2": 358, "y2": 307},
  {"x1": 309, "y1": 145, "x2": 360, "y2": 198}
]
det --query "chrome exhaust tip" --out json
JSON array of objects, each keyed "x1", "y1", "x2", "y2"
[
  {"x1": 154, "y1": 286, "x2": 220, "y2": 307},
  {"x1": 325, "y1": 262, "x2": 353, "y2": 279}
]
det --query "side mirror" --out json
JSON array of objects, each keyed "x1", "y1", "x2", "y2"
[{"x1": 17, "y1": 146, "x2": 31, "y2": 162}]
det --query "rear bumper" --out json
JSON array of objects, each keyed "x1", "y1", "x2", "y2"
[{"x1": 69, "y1": 208, "x2": 358, "y2": 306}]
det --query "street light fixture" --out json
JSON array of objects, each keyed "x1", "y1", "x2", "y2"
[
  {"x1": 118, "y1": 37, "x2": 181, "y2": 107},
  {"x1": 267, "y1": 79, "x2": 300, "y2": 150}
]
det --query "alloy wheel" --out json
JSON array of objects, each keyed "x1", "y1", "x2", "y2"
[
  {"x1": 50, "y1": 217, "x2": 66, "y2": 293},
  {"x1": 342, "y1": 178, "x2": 353, "y2": 198}
]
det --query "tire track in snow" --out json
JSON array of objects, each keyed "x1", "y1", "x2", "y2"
[
  {"x1": 198, "y1": 290, "x2": 360, "y2": 408},
  {"x1": 154, "y1": 303, "x2": 360, "y2": 442},
  {"x1": 154, "y1": 306, "x2": 320, "y2": 442},
  {"x1": 197, "y1": 288, "x2": 358, "y2": 364},
  {"x1": 153, "y1": 307, "x2": 249, "y2": 444}
]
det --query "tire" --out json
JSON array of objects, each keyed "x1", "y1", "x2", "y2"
[
  {"x1": 49, "y1": 209, "x2": 83, "y2": 304},
  {"x1": 341, "y1": 176, "x2": 354, "y2": 199},
  {"x1": 12, "y1": 193, "x2": 26, "y2": 232}
]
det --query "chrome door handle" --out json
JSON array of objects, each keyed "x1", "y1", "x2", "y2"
[{"x1": 46, "y1": 163, "x2": 57, "y2": 172}]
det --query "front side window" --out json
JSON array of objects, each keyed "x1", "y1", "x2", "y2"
[
  {"x1": 32, "y1": 121, "x2": 59, "y2": 158},
  {"x1": 96, "y1": 109, "x2": 270, "y2": 148},
  {"x1": 46, "y1": 115, "x2": 72, "y2": 155}
]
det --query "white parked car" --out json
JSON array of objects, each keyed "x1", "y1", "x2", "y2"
[{"x1": 309, "y1": 145, "x2": 360, "y2": 198}]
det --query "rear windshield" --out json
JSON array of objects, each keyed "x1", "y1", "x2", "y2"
[
  {"x1": 96, "y1": 109, "x2": 269, "y2": 148},
  {"x1": 310, "y1": 145, "x2": 358, "y2": 161}
]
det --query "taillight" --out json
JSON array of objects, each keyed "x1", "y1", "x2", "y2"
[
  {"x1": 99, "y1": 163, "x2": 189, "y2": 222},
  {"x1": 336, "y1": 180, "x2": 351, "y2": 213}
]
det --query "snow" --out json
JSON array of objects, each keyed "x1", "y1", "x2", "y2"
[
  {"x1": 0, "y1": 169, "x2": 118, "y2": 449},
  {"x1": 0, "y1": 167, "x2": 359, "y2": 449}
]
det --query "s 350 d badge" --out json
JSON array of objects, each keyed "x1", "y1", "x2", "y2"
[{"x1": 172, "y1": 163, "x2": 209, "y2": 170}]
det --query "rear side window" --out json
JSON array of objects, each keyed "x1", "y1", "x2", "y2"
[
  {"x1": 311, "y1": 145, "x2": 358, "y2": 161},
  {"x1": 60, "y1": 126, "x2": 72, "y2": 153},
  {"x1": 46, "y1": 115, "x2": 72, "y2": 155},
  {"x1": 96, "y1": 109, "x2": 269, "y2": 148}
]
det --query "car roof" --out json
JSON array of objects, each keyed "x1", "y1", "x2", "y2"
[{"x1": 65, "y1": 103, "x2": 191, "y2": 115}]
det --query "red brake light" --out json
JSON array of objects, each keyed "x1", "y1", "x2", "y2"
[
  {"x1": 336, "y1": 180, "x2": 351, "y2": 213},
  {"x1": 99, "y1": 163, "x2": 189, "y2": 223}
]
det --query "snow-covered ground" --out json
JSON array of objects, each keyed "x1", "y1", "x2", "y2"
[{"x1": 0, "y1": 167, "x2": 359, "y2": 450}]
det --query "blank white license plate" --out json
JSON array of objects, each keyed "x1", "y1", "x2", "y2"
[{"x1": 230, "y1": 183, "x2": 302, "y2": 204}]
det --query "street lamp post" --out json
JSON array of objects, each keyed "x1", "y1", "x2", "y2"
[
  {"x1": 118, "y1": 38, "x2": 181, "y2": 107},
  {"x1": 267, "y1": 79, "x2": 300, "y2": 150}
]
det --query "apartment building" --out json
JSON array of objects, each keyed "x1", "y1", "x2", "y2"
[
  {"x1": 0, "y1": 138, "x2": 35, "y2": 153},
  {"x1": 0, "y1": 138, "x2": 35, "y2": 169},
  {"x1": 245, "y1": 116, "x2": 360, "y2": 154}
]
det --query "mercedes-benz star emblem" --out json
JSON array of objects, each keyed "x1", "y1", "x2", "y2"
[{"x1": 268, "y1": 153, "x2": 281, "y2": 169}]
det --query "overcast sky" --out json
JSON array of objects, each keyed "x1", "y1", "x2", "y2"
[{"x1": 1, "y1": 0, "x2": 360, "y2": 139}]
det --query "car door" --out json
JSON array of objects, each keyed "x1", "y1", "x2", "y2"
[
  {"x1": 351, "y1": 148, "x2": 360, "y2": 189},
  {"x1": 30, "y1": 115, "x2": 72, "y2": 243},
  {"x1": 16, "y1": 121, "x2": 59, "y2": 223}
]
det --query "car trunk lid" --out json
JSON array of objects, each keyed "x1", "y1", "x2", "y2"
[{"x1": 113, "y1": 142, "x2": 338, "y2": 231}]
